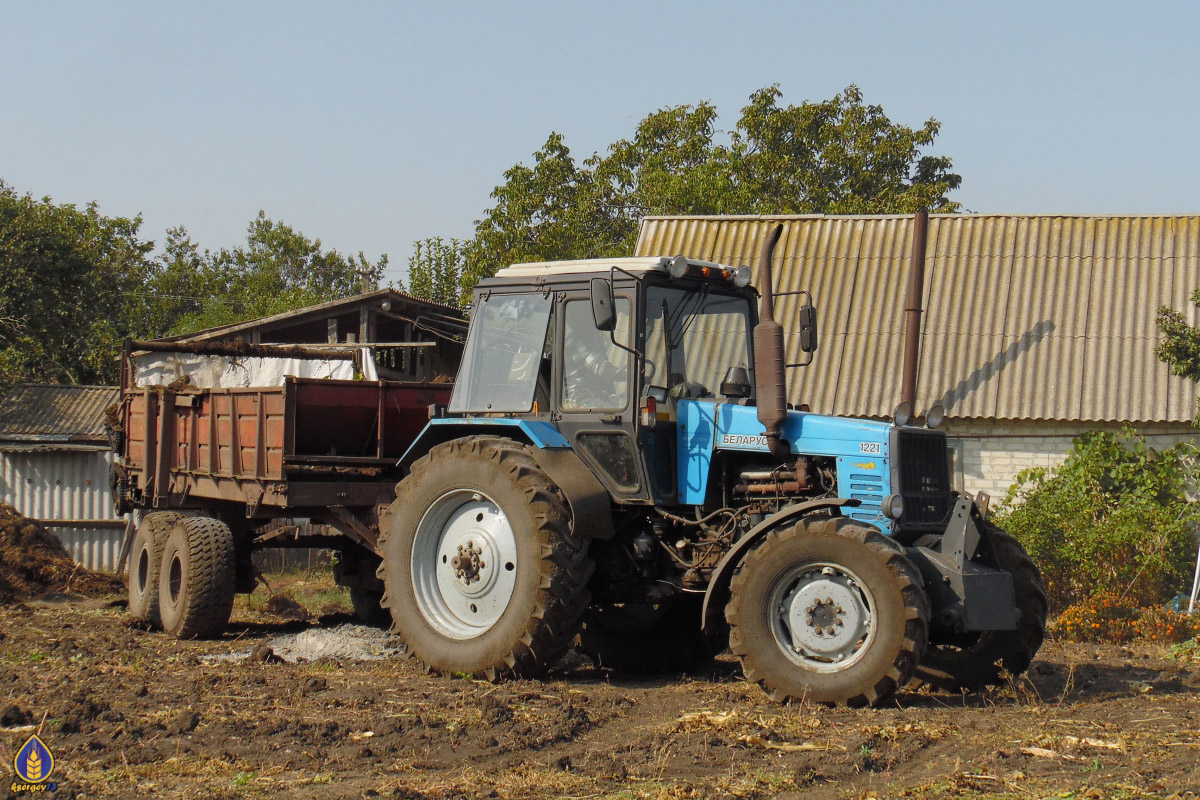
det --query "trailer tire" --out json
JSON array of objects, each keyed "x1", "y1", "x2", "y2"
[
  {"x1": 127, "y1": 512, "x2": 186, "y2": 628},
  {"x1": 725, "y1": 515, "x2": 929, "y2": 707},
  {"x1": 379, "y1": 436, "x2": 593, "y2": 681},
  {"x1": 579, "y1": 596, "x2": 727, "y2": 674},
  {"x1": 158, "y1": 517, "x2": 236, "y2": 639},
  {"x1": 913, "y1": 524, "x2": 1047, "y2": 692}
]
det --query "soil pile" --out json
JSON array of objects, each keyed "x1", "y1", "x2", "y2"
[{"x1": 0, "y1": 503, "x2": 123, "y2": 604}]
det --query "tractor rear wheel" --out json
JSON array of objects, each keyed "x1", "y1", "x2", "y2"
[
  {"x1": 157, "y1": 516, "x2": 236, "y2": 639},
  {"x1": 726, "y1": 515, "x2": 929, "y2": 707},
  {"x1": 913, "y1": 524, "x2": 1047, "y2": 692},
  {"x1": 127, "y1": 511, "x2": 186, "y2": 627},
  {"x1": 579, "y1": 595, "x2": 727, "y2": 674},
  {"x1": 379, "y1": 437, "x2": 593, "y2": 680}
]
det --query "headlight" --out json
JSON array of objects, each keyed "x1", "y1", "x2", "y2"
[
  {"x1": 668, "y1": 255, "x2": 689, "y2": 279},
  {"x1": 892, "y1": 401, "x2": 913, "y2": 427},
  {"x1": 882, "y1": 494, "x2": 905, "y2": 520},
  {"x1": 732, "y1": 265, "x2": 752, "y2": 287},
  {"x1": 925, "y1": 403, "x2": 945, "y2": 429}
]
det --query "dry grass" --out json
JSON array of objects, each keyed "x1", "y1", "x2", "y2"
[{"x1": 231, "y1": 567, "x2": 352, "y2": 622}]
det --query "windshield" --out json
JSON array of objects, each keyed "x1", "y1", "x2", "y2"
[
  {"x1": 449, "y1": 292, "x2": 552, "y2": 413},
  {"x1": 643, "y1": 284, "x2": 753, "y2": 398}
]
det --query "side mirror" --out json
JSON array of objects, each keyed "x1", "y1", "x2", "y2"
[
  {"x1": 590, "y1": 277, "x2": 616, "y2": 331},
  {"x1": 798, "y1": 304, "x2": 819, "y2": 353}
]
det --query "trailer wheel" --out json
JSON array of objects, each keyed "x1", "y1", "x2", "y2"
[
  {"x1": 914, "y1": 524, "x2": 1047, "y2": 692},
  {"x1": 379, "y1": 436, "x2": 593, "y2": 680},
  {"x1": 725, "y1": 515, "x2": 929, "y2": 707},
  {"x1": 158, "y1": 517, "x2": 236, "y2": 639},
  {"x1": 579, "y1": 596, "x2": 727, "y2": 674},
  {"x1": 127, "y1": 512, "x2": 186, "y2": 627}
]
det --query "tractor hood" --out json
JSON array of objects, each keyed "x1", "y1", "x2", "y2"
[{"x1": 676, "y1": 399, "x2": 896, "y2": 529}]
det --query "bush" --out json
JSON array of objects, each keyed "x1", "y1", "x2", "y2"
[
  {"x1": 1049, "y1": 594, "x2": 1200, "y2": 644},
  {"x1": 994, "y1": 427, "x2": 1200, "y2": 611}
]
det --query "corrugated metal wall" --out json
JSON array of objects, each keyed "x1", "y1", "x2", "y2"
[
  {"x1": 1, "y1": 450, "x2": 125, "y2": 573},
  {"x1": 637, "y1": 214, "x2": 1200, "y2": 423}
]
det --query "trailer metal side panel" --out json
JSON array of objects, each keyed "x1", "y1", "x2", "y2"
[{"x1": 120, "y1": 377, "x2": 451, "y2": 509}]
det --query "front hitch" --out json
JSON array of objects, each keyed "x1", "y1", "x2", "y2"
[{"x1": 904, "y1": 496, "x2": 1019, "y2": 633}]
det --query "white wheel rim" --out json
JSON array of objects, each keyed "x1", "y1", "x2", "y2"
[
  {"x1": 410, "y1": 489, "x2": 519, "y2": 640},
  {"x1": 767, "y1": 561, "x2": 876, "y2": 673}
]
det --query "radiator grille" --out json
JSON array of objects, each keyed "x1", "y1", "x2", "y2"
[{"x1": 895, "y1": 430, "x2": 952, "y2": 527}]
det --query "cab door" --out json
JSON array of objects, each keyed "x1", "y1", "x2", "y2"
[{"x1": 552, "y1": 291, "x2": 647, "y2": 502}]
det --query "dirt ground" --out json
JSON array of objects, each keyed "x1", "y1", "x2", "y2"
[{"x1": 1, "y1": 573, "x2": 1198, "y2": 800}]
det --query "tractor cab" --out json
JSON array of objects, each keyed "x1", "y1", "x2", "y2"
[{"x1": 445, "y1": 256, "x2": 764, "y2": 505}]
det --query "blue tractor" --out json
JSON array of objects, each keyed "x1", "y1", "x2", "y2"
[{"x1": 378, "y1": 225, "x2": 1047, "y2": 706}]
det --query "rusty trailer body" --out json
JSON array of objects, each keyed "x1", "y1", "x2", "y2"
[
  {"x1": 120, "y1": 377, "x2": 447, "y2": 514},
  {"x1": 112, "y1": 343, "x2": 452, "y2": 619}
]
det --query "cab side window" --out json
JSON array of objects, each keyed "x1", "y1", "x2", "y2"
[{"x1": 560, "y1": 299, "x2": 630, "y2": 412}]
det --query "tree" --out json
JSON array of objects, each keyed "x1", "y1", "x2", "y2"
[
  {"x1": 1157, "y1": 291, "x2": 1200, "y2": 422},
  {"x1": 456, "y1": 84, "x2": 962, "y2": 295},
  {"x1": 0, "y1": 181, "x2": 154, "y2": 389},
  {"x1": 0, "y1": 182, "x2": 393, "y2": 392},
  {"x1": 149, "y1": 212, "x2": 388, "y2": 336},
  {"x1": 406, "y1": 237, "x2": 464, "y2": 306}
]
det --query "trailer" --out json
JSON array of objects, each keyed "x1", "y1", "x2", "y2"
[{"x1": 110, "y1": 340, "x2": 452, "y2": 636}]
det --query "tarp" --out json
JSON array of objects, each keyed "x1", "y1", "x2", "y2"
[{"x1": 133, "y1": 350, "x2": 377, "y2": 388}]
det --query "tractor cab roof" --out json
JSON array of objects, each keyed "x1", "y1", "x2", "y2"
[{"x1": 488, "y1": 256, "x2": 749, "y2": 289}]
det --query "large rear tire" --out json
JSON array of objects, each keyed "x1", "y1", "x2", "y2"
[
  {"x1": 158, "y1": 517, "x2": 236, "y2": 639},
  {"x1": 914, "y1": 524, "x2": 1047, "y2": 692},
  {"x1": 127, "y1": 511, "x2": 186, "y2": 627},
  {"x1": 725, "y1": 515, "x2": 929, "y2": 707},
  {"x1": 379, "y1": 437, "x2": 593, "y2": 681},
  {"x1": 579, "y1": 595, "x2": 727, "y2": 674}
]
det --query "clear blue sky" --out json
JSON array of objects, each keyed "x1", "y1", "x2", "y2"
[{"x1": 3, "y1": 1, "x2": 1198, "y2": 285}]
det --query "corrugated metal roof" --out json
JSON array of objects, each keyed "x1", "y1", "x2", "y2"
[
  {"x1": 636, "y1": 214, "x2": 1200, "y2": 423},
  {"x1": 0, "y1": 385, "x2": 119, "y2": 441}
]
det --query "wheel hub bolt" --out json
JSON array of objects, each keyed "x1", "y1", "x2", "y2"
[{"x1": 451, "y1": 541, "x2": 485, "y2": 584}]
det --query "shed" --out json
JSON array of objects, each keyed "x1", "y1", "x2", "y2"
[
  {"x1": 636, "y1": 214, "x2": 1200, "y2": 499},
  {"x1": 164, "y1": 288, "x2": 466, "y2": 382},
  {"x1": 0, "y1": 384, "x2": 124, "y2": 571}
]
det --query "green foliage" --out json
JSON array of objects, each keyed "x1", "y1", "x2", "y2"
[
  {"x1": 994, "y1": 427, "x2": 1200, "y2": 611},
  {"x1": 0, "y1": 181, "x2": 154, "y2": 389},
  {"x1": 407, "y1": 237, "x2": 464, "y2": 306},
  {"x1": 1156, "y1": 290, "x2": 1200, "y2": 422},
  {"x1": 151, "y1": 212, "x2": 386, "y2": 336},
  {"x1": 458, "y1": 84, "x2": 962, "y2": 295}
]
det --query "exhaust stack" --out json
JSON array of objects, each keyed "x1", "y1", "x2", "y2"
[
  {"x1": 754, "y1": 224, "x2": 789, "y2": 460},
  {"x1": 900, "y1": 210, "x2": 929, "y2": 410}
]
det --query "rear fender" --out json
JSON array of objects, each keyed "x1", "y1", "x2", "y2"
[
  {"x1": 400, "y1": 420, "x2": 615, "y2": 542},
  {"x1": 700, "y1": 497, "x2": 861, "y2": 632},
  {"x1": 399, "y1": 418, "x2": 569, "y2": 465}
]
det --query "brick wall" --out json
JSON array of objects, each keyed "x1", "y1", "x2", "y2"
[{"x1": 940, "y1": 420, "x2": 1198, "y2": 503}]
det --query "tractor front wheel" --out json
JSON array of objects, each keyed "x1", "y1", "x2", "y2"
[{"x1": 726, "y1": 515, "x2": 929, "y2": 707}]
